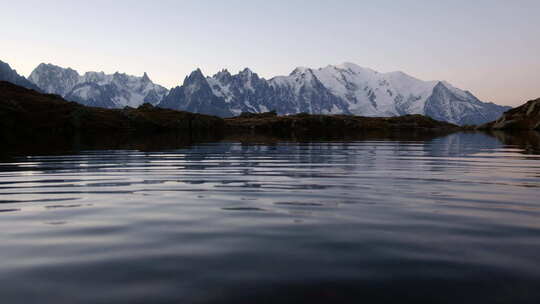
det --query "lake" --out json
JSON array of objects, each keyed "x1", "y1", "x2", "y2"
[{"x1": 1, "y1": 132, "x2": 539, "y2": 303}]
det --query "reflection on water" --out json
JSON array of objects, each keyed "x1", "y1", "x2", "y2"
[{"x1": 0, "y1": 132, "x2": 540, "y2": 303}]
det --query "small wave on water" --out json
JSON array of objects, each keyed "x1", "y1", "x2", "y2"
[{"x1": 0, "y1": 132, "x2": 540, "y2": 303}]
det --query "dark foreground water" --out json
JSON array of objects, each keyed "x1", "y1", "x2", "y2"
[{"x1": 1, "y1": 132, "x2": 540, "y2": 303}]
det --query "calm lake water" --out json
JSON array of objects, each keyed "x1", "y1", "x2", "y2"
[{"x1": 1, "y1": 132, "x2": 540, "y2": 303}]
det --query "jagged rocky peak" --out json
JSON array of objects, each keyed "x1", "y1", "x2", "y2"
[
  {"x1": 82, "y1": 71, "x2": 108, "y2": 83},
  {"x1": 236, "y1": 68, "x2": 262, "y2": 88},
  {"x1": 112, "y1": 72, "x2": 130, "y2": 84},
  {"x1": 28, "y1": 63, "x2": 169, "y2": 109},
  {"x1": 28, "y1": 62, "x2": 79, "y2": 95},
  {"x1": 24, "y1": 59, "x2": 510, "y2": 125},
  {"x1": 185, "y1": 68, "x2": 206, "y2": 83},
  {"x1": 215, "y1": 69, "x2": 231, "y2": 77},
  {"x1": 287, "y1": 67, "x2": 318, "y2": 86},
  {"x1": 213, "y1": 69, "x2": 232, "y2": 83},
  {"x1": 141, "y1": 72, "x2": 151, "y2": 83},
  {"x1": 158, "y1": 62, "x2": 510, "y2": 125},
  {"x1": 239, "y1": 67, "x2": 254, "y2": 76},
  {"x1": 32, "y1": 63, "x2": 79, "y2": 77}
]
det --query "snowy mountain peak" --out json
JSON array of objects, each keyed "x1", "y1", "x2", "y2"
[
  {"x1": 23, "y1": 59, "x2": 510, "y2": 125},
  {"x1": 331, "y1": 62, "x2": 378, "y2": 75},
  {"x1": 112, "y1": 72, "x2": 130, "y2": 84},
  {"x1": 290, "y1": 67, "x2": 311, "y2": 76},
  {"x1": 158, "y1": 62, "x2": 510, "y2": 125},
  {"x1": 28, "y1": 63, "x2": 168, "y2": 108},
  {"x1": 334, "y1": 62, "x2": 360, "y2": 70},
  {"x1": 35, "y1": 63, "x2": 79, "y2": 75},
  {"x1": 239, "y1": 68, "x2": 254, "y2": 76},
  {"x1": 29, "y1": 63, "x2": 80, "y2": 96}
]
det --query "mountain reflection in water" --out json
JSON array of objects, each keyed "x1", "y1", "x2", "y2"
[{"x1": 0, "y1": 132, "x2": 539, "y2": 304}]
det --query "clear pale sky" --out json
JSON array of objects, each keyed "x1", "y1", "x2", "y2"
[{"x1": 1, "y1": 0, "x2": 539, "y2": 106}]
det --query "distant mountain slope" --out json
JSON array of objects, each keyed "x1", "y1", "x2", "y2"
[
  {"x1": 29, "y1": 63, "x2": 168, "y2": 108},
  {"x1": 0, "y1": 60, "x2": 42, "y2": 92},
  {"x1": 21, "y1": 60, "x2": 511, "y2": 125},
  {"x1": 424, "y1": 81, "x2": 510, "y2": 125},
  {"x1": 159, "y1": 62, "x2": 511, "y2": 125},
  {"x1": 480, "y1": 97, "x2": 540, "y2": 130}
]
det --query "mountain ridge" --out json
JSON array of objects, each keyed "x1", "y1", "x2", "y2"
[
  {"x1": 0, "y1": 80, "x2": 459, "y2": 145},
  {"x1": 28, "y1": 63, "x2": 168, "y2": 108},
  {"x1": 158, "y1": 62, "x2": 511, "y2": 125},
  {"x1": 20, "y1": 60, "x2": 511, "y2": 125}
]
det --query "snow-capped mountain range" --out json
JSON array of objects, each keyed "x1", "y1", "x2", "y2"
[
  {"x1": 159, "y1": 63, "x2": 510, "y2": 125},
  {"x1": 28, "y1": 63, "x2": 168, "y2": 108},
  {"x1": 0, "y1": 59, "x2": 511, "y2": 125}
]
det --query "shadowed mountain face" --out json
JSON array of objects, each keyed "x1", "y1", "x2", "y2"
[
  {"x1": 158, "y1": 63, "x2": 510, "y2": 125},
  {"x1": 0, "y1": 60, "x2": 42, "y2": 92},
  {"x1": 159, "y1": 69, "x2": 233, "y2": 117}
]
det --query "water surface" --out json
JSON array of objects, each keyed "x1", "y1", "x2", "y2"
[{"x1": 1, "y1": 132, "x2": 540, "y2": 303}]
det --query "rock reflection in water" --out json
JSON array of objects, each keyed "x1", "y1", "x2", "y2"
[{"x1": 0, "y1": 132, "x2": 539, "y2": 304}]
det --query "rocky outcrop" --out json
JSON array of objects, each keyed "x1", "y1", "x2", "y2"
[{"x1": 480, "y1": 98, "x2": 540, "y2": 130}]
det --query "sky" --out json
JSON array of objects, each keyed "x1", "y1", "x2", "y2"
[{"x1": 1, "y1": 0, "x2": 539, "y2": 106}]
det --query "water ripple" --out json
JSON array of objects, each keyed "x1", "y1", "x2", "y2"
[{"x1": 1, "y1": 133, "x2": 540, "y2": 303}]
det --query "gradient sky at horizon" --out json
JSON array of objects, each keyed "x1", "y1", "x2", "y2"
[{"x1": 1, "y1": 0, "x2": 539, "y2": 106}]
